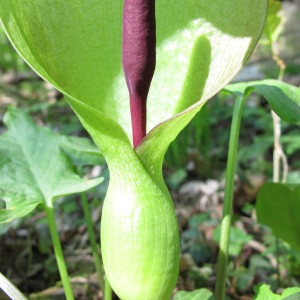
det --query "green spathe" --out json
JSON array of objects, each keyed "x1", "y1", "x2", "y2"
[
  {"x1": 0, "y1": 1, "x2": 268, "y2": 299},
  {"x1": 0, "y1": 1, "x2": 267, "y2": 144},
  {"x1": 102, "y1": 149, "x2": 179, "y2": 300}
]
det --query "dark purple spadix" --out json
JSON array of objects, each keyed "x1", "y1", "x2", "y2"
[{"x1": 122, "y1": 0, "x2": 156, "y2": 148}]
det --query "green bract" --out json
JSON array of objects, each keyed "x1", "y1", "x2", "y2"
[{"x1": 0, "y1": 1, "x2": 267, "y2": 299}]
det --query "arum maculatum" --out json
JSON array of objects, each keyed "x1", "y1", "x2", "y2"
[{"x1": 0, "y1": 1, "x2": 267, "y2": 299}]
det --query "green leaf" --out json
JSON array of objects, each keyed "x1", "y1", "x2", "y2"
[
  {"x1": 0, "y1": 0, "x2": 268, "y2": 147},
  {"x1": 224, "y1": 80, "x2": 300, "y2": 124},
  {"x1": 282, "y1": 288, "x2": 300, "y2": 300},
  {"x1": 254, "y1": 284, "x2": 300, "y2": 300},
  {"x1": 60, "y1": 135, "x2": 105, "y2": 167},
  {"x1": 0, "y1": 107, "x2": 102, "y2": 223},
  {"x1": 256, "y1": 182, "x2": 300, "y2": 249},
  {"x1": 174, "y1": 288, "x2": 213, "y2": 300},
  {"x1": 263, "y1": 0, "x2": 283, "y2": 44},
  {"x1": 254, "y1": 284, "x2": 281, "y2": 300}
]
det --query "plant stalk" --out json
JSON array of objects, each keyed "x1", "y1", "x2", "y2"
[
  {"x1": 80, "y1": 193, "x2": 105, "y2": 293},
  {"x1": 214, "y1": 95, "x2": 246, "y2": 300},
  {"x1": 104, "y1": 277, "x2": 112, "y2": 300},
  {"x1": 44, "y1": 205, "x2": 74, "y2": 300},
  {"x1": 0, "y1": 272, "x2": 28, "y2": 300}
]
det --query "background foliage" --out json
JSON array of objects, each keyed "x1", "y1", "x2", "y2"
[{"x1": 1, "y1": 1, "x2": 300, "y2": 299}]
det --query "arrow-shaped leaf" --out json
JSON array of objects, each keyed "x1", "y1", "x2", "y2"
[
  {"x1": 224, "y1": 79, "x2": 300, "y2": 124},
  {"x1": 0, "y1": 107, "x2": 102, "y2": 223}
]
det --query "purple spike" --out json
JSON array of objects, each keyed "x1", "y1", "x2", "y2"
[{"x1": 122, "y1": 0, "x2": 156, "y2": 148}]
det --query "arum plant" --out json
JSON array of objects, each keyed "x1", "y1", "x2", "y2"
[{"x1": 0, "y1": 1, "x2": 268, "y2": 299}]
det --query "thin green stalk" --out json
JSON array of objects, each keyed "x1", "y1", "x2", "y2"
[
  {"x1": 80, "y1": 193, "x2": 105, "y2": 292},
  {"x1": 0, "y1": 272, "x2": 28, "y2": 300},
  {"x1": 104, "y1": 277, "x2": 112, "y2": 300},
  {"x1": 44, "y1": 205, "x2": 74, "y2": 300},
  {"x1": 214, "y1": 95, "x2": 247, "y2": 300}
]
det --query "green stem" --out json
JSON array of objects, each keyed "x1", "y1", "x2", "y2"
[
  {"x1": 0, "y1": 272, "x2": 28, "y2": 300},
  {"x1": 44, "y1": 205, "x2": 74, "y2": 300},
  {"x1": 80, "y1": 193, "x2": 105, "y2": 292},
  {"x1": 104, "y1": 277, "x2": 112, "y2": 300},
  {"x1": 214, "y1": 95, "x2": 247, "y2": 300}
]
